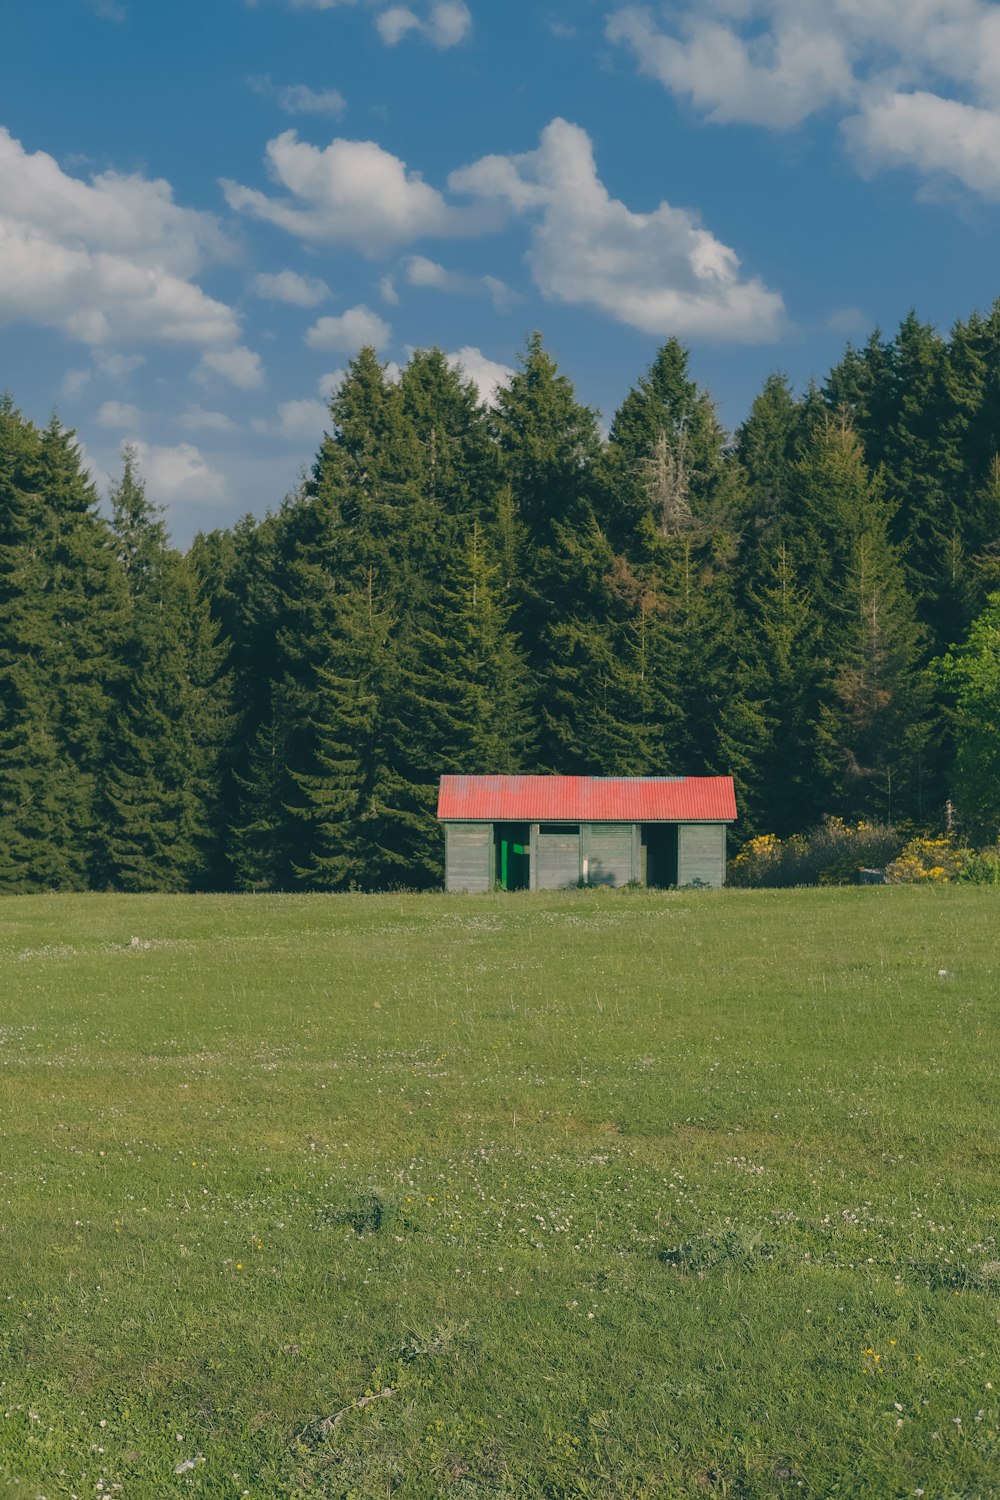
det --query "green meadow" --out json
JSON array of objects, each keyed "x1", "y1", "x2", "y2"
[{"x1": 0, "y1": 889, "x2": 997, "y2": 1500}]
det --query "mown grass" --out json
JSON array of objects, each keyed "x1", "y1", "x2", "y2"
[{"x1": 0, "y1": 887, "x2": 997, "y2": 1499}]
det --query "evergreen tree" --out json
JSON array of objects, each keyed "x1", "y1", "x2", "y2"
[
  {"x1": 746, "y1": 544, "x2": 825, "y2": 835},
  {"x1": 100, "y1": 451, "x2": 231, "y2": 890},
  {"x1": 0, "y1": 406, "x2": 124, "y2": 888},
  {"x1": 817, "y1": 515, "x2": 929, "y2": 824},
  {"x1": 936, "y1": 593, "x2": 1000, "y2": 837},
  {"x1": 600, "y1": 339, "x2": 741, "y2": 545}
]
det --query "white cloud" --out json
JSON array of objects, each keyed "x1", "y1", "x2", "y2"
[
  {"x1": 378, "y1": 273, "x2": 399, "y2": 304},
  {"x1": 252, "y1": 268, "x2": 331, "y2": 305},
  {"x1": 376, "y1": 1, "x2": 471, "y2": 47},
  {"x1": 89, "y1": 0, "x2": 127, "y2": 20},
  {"x1": 607, "y1": 0, "x2": 1000, "y2": 200},
  {"x1": 62, "y1": 369, "x2": 92, "y2": 399},
  {"x1": 253, "y1": 398, "x2": 331, "y2": 441},
  {"x1": 305, "y1": 303, "x2": 392, "y2": 350},
  {"x1": 97, "y1": 400, "x2": 142, "y2": 429},
  {"x1": 844, "y1": 90, "x2": 1000, "y2": 198},
  {"x1": 450, "y1": 118, "x2": 785, "y2": 341},
  {"x1": 826, "y1": 305, "x2": 868, "y2": 333},
  {"x1": 607, "y1": 7, "x2": 852, "y2": 129},
  {"x1": 248, "y1": 0, "x2": 471, "y2": 48},
  {"x1": 248, "y1": 75, "x2": 347, "y2": 117},
  {"x1": 318, "y1": 368, "x2": 346, "y2": 399},
  {"x1": 403, "y1": 255, "x2": 520, "y2": 310},
  {"x1": 0, "y1": 127, "x2": 240, "y2": 348},
  {"x1": 180, "y1": 405, "x2": 240, "y2": 434},
  {"x1": 221, "y1": 130, "x2": 494, "y2": 255},
  {"x1": 446, "y1": 347, "x2": 513, "y2": 405},
  {"x1": 130, "y1": 441, "x2": 227, "y2": 505},
  {"x1": 94, "y1": 351, "x2": 146, "y2": 378},
  {"x1": 195, "y1": 346, "x2": 266, "y2": 389}
]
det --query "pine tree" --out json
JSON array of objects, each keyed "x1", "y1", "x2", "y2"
[
  {"x1": 0, "y1": 406, "x2": 124, "y2": 888},
  {"x1": 817, "y1": 517, "x2": 929, "y2": 824},
  {"x1": 292, "y1": 570, "x2": 420, "y2": 890},
  {"x1": 936, "y1": 593, "x2": 1000, "y2": 838},
  {"x1": 491, "y1": 334, "x2": 605, "y2": 761},
  {"x1": 600, "y1": 339, "x2": 741, "y2": 545},
  {"x1": 100, "y1": 451, "x2": 231, "y2": 890},
  {"x1": 746, "y1": 544, "x2": 825, "y2": 834}
]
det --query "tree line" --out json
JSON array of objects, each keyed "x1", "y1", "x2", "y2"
[{"x1": 4, "y1": 306, "x2": 1000, "y2": 893}]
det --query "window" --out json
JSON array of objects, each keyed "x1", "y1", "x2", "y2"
[{"x1": 538, "y1": 824, "x2": 579, "y2": 835}]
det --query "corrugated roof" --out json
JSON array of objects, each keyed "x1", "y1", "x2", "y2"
[{"x1": 437, "y1": 775, "x2": 737, "y2": 823}]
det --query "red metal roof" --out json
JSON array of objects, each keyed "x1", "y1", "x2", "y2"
[{"x1": 437, "y1": 776, "x2": 737, "y2": 823}]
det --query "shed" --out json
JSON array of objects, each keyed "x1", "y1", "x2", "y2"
[{"x1": 438, "y1": 775, "x2": 737, "y2": 892}]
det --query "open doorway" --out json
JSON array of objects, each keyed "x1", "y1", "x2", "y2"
[
  {"x1": 642, "y1": 824, "x2": 678, "y2": 888},
  {"x1": 494, "y1": 823, "x2": 530, "y2": 890}
]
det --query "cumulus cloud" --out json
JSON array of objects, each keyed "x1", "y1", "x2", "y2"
[
  {"x1": 129, "y1": 441, "x2": 227, "y2": 505},
  {"x1": 305, "y1": 303, "x2": 391, "y2": 350},
  {"x1": 180, "y1": 405, "x2": 240, "y2": 434},
  {"x1": 607, "y1": 6, "x2": 852, "y2": 129},
  {"x1": 252, "y1": 268, "x2": 331, "y2": 305},
  {"x1": 403, "y1": 255, "x2": 520, "y2": 310},
  {"x1": 844, "y1": 90, "x2": 1000, "y2": 198},
  {"x1": 376, "y1": 1, "x2": 471, "y2": 48},
  {"x1": 607, "y1": 0, "x2": 1000, "y2": 200},
  {"x1": 446, "y1": 347, "x2": 513, "y2": 405},
  {"x1": 62, "y1": 369, "x2": 93, "y2": 400},
  {"x1": 0, "y1": 127, "x2": 240, "y2": 349},
  {"x1": 248, "y1": 75, "x2": 347, "y2": 117},
  {"x1": 89, "y1": 0, "x2": 127, "y2": 20},
  {"x1": 450, "y1": 118, "x2": 785, "y2": 341},
  {"x1": 253, "y1": 398, "x2": 331, "y2": 441},
  {"x1": 97, "y1": 400, "x2": 142, "y2": 428},
  {"x1": 94, "y1": 351, "x2": 146, "y2": 378},
  {"x1": 195, "y1": 346, "x2": 266, "y2": 389},
  {"x1": 318, "y1": 368, "x2": 347, "y2": 399},
  {"x1": 250, "y1": 0, "x2": 472, "y2": 47},
  {"x1": 221, "y1": 130, "x2": 494, "y2": 255}
]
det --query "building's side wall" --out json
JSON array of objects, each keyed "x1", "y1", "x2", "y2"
[
  {"x1": 677, "y1": 823, "x2": 727, "y2": 887},
  {"x1": 444, "y1": 822, "x2": 492, "y2": 893},
  {"x1": 536, "y1": 828, "x2": 581, "y2": 889},
  {"x1": 582, "y1": 822, "x2": 635, "y2": 887}
]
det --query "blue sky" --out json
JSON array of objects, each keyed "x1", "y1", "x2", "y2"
[{"x1": 4, "y1": 0, "x2": 1000, "y2": 542}]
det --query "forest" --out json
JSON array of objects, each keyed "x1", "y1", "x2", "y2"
[{"x1": 4, "y1": 306, "x2": 1000, "y2": 893}]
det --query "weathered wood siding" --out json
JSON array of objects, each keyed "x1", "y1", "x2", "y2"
[
  {"x1": 582, "y1": 823, "x2": 634, "y2": 887},
  {"x1": 536, "y1": 829, "x2": 581, "y2": 889},
  {"x1": 444, "y1": 822, "x2": 492, "y2": 893},
  {"x1": 677, "y1": 823, "x2": 726, "y2": 888}
]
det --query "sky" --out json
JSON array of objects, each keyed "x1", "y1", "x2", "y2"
[{"x1": 4, "y1": 1, "x2": 1000, "y2": 543}]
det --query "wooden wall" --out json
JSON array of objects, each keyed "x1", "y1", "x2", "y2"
[
  {"x1": 677, "y1": 823, "x2": 727, "y2": 888},
  {"x1": 535, "y1": 828, "x2": 581, "y2": 889},
  {"x1": 444, "y1": 820, "x2": 729, "y2": 891},
  {"x1": 444, "y1": 823, "x2": 492, "y2": 893},
  {"x1": 582, "y1": 823, "x2": 635, "y2": 888}
]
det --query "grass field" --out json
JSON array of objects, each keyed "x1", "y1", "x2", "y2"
[{"x1": 0, "y1": 888, "x2": 997, "y2": 1499}]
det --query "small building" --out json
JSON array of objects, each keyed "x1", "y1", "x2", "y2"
[{"x1": 438, "y1": 775, "x2": 737, "y2": 892}]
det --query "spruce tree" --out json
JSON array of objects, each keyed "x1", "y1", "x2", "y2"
[
  {"x1": 101, "y1": 450, "x2": 231, "y2": 890},
  {"x1": 936, "y1": 593, "x2": 1000, "y2": 838}
]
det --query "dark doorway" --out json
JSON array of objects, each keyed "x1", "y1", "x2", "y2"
[
  {"x1": 494, "y1": 823, "x2": 530, "y2": 891},
  {"x1": 642, "y1": 824, "x2": 678, "y2": 888}
]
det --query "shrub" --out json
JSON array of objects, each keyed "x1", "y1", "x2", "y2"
[
  {"x1": 885, "y1": 835, "x2": 967, "y2": 884},
  {"x1": 729, "y1": 818, "x2": 904, "y2": 888},
  {"x1": 955, "y1": 844, "x2": 1000, "y2": 886}
]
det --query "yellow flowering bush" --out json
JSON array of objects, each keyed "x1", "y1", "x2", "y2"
[
  {"x1": 885, "y1": 835, "x2": 967, "y2": 884},
  {"x1": 729, "y1": 817, "x2": 903, "y2": 887}
]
